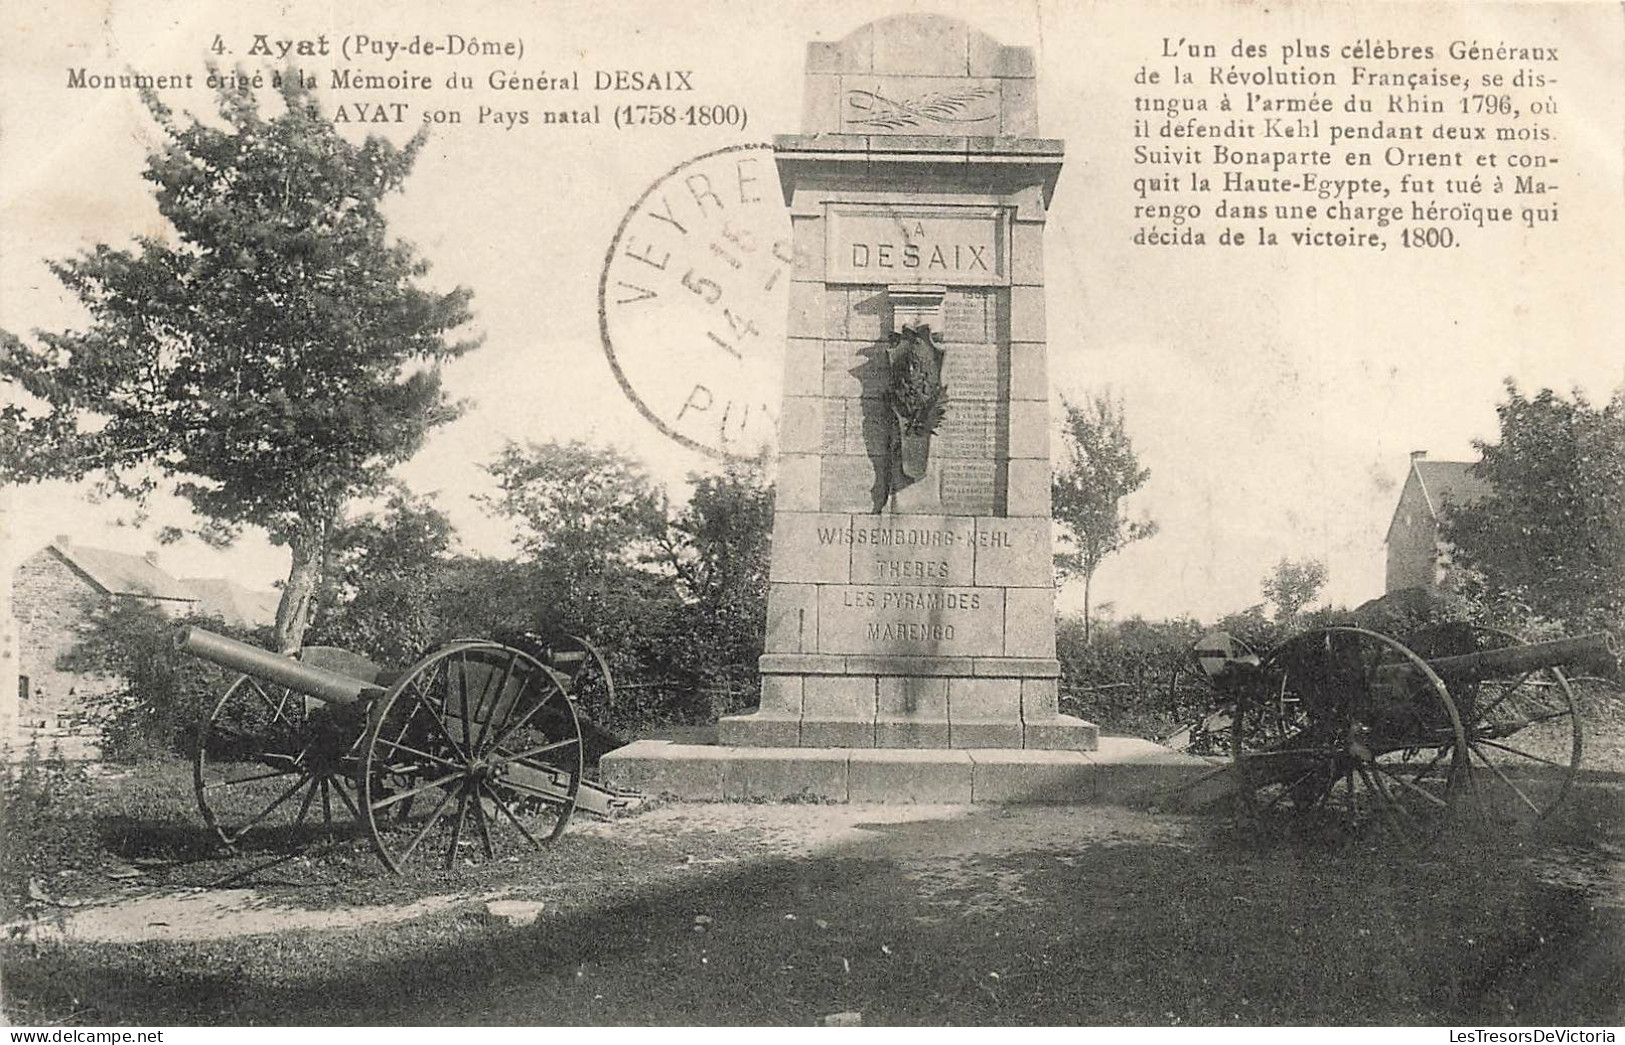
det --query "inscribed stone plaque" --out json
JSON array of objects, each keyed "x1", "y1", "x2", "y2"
[
  {"x1": 940, "y1": 342, "x2": 1002, "y2": 401},
  {"x1": 940, "y1": 460, "x2": 999, "y2": 515},
  {"x1": 820, "y1": 400, "x2": 847, "y2": 453},
  {"x1": 936, "y1": 399, "x2": 998, "y2": 459},
  {"x1": 826, "y1": 205, "x2": 1009, "y2": 286},
  {"x1": 942, "y1": 291, "x2": 992, "y2": 341},
  {"x1": 845, "y1": 516, "x2": 976, "y2": 586},
  {"x1": 817, "y1": 586, "x2": 1004, "y2": 656}
]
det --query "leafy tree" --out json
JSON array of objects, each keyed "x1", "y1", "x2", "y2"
[
  {"x1": 1443, "y1": 382, "x2": 1625, "y2": 630},
  {"x1": 479, "y1": 442, "x2": 781, "y2": 727},
  {"x1": 1052, "y1": 392, "x2": 1158, "y2": 643},
  {"x1": 665, "y1": 461, "x2": 774, "y2": 607},
  {"x1": 481, "y1": 440, "x2": 670, "y2": 622},
  {"x1": 307, "y1": 484, "x2": 458, "y2": 666},
  {"x1": 409, "y1": 556, "x2": 561, "y2": 663},
  {"x1": 1212, "y1": 603, "x2": 1279, "y2": 652},
  {"x1": 660, "y1": 460, "x2": 775, "y2": 707},
  {"x1": 0, "y1": 76, "x2": 479, "y2": 651},
  {"x1": 1261, "y1": 556, "x2": 1329, "y2": 627},
  {"x1": 480, "y1": 436, "x2": 680, "y2": 713},
  {"x1": 1, "y1": 737, "x2": 98, "y2": 920},
  {"x1": 481, "y1": 440, "x2": 691, "y2": 728}
]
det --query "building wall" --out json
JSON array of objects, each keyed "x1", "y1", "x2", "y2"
[
  {"x1": 1384, "y1": 475, "x2": 1443, "y2": 593},
  {"x1": 0, "y1": 490, "x2": 16, "y2": 747},
  {"x1": 12, "y1": 549, "x2": 119, "y2": 730}
]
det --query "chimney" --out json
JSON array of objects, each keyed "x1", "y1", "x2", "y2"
[
  {"x1": 54, "y1": 534, "x2": 72, "y2": 549},
  {"x1": 1409, "y1": 450, "x2": 1428, "y2": 461},
  {"x1": 143, "y1": 550, "x2": 160, "y2": 567}
]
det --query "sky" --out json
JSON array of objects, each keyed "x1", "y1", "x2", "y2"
[{"x1": 2, "y1": 0, "x2": 1622, "y2": 623}]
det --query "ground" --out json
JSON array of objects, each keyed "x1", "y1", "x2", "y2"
[
  {"x1": 5, "y1": 677, "x2": 1625, "y2": 1026},
  {"x1": 3, "y1": 737, "x2": 1622, "y2": 1027}
]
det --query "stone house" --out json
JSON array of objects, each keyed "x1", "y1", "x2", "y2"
[
  {"x1": 12, "y1": 536, "x2": 199, "y2": 736},
  {"x1": 1383, "y1": 451, "x2": 1492, "y2": 594}
]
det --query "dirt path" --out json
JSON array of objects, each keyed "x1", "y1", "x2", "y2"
[
  {"x1": 8, "y1": 887, "x2": 515, "y2": 944},
  {"x1": 11, "y1": 802, "x2": 1618, "y2": 947},
  {"x1": 8, "y1": 805, "x2": 1198, "y2": 943}
]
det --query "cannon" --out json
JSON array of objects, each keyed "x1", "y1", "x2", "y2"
[
  {"x1": 180, "y1": 626, "x2": 641, "y2": 873},
  {"x1": 1187, "y1": 623, "x2": 1617, "y2": 834}
]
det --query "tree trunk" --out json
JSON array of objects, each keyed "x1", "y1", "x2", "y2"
[
  {"x1": 273, "y1": 512, "x2": 334, "y2": 652},
  {"x1": 1083, "y1": 571, "x2": 1093, "y2": 646}
]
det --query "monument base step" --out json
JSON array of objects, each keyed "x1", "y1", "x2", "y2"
[
  {"x1": 717, "y1": 711, "x2": 1097, "y2": 751},
  {"x1": 600, "y1": 737, "x2": 1218, "y2": 807}
]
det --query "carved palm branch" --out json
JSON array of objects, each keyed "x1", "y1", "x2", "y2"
[{"x1": 846, "y1": 87, "x2": 998, "y2": 129}]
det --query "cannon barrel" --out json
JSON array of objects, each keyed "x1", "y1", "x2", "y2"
[
  {"x1": 1407, "y1": 631, "x2": 1618, "y2": 687},
  {"x1": 175, "y1": 626, "x2": 385, "y2": 706}
]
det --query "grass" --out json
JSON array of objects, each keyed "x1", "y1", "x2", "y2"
[
  {"x1": 2, "y1": 757, "x2": 720, "y2": 914},
  {"x1": 3, "y1": 804, "x2": 1620, "y2": 1025},
  {"x1": 2, "y1": 701, "x2": 1623, "y2": 1026}
]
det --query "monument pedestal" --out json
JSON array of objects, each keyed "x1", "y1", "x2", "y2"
[
  {"x1": 720, "y1": 15, "x2": 1093, "y2": 753},
  {"x1": 719, "y1": 655, "x2": 1097, "y2": 751},
  {"x1": 601, "y1": 736, "x2": 1216, "y2": 806}
]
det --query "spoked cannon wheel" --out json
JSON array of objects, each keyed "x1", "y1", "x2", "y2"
[
  {"x1": 1164, "y1": 631, "x2": 1258, "y2": 755},
  {"x1": 193, "y1": 648, "x2": 371, "y2": 850},
  {"x1": 544, "y1": 634, "x2": 616, "y2": 725},
  {"x1": 361, "y1": 641, "x2": 583, "y2": 873},
  {"x1": 1164, "y1": 659, "x2": 1234, "y2": 755},
  {"x1": 1232, "y1": 626, "x2": 1469, "y2": 837},
  {"x1": 1406, "y1": 624, "x2": 1582, "y2": 825}
]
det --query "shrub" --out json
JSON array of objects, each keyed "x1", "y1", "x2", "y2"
[
  {"x1": 61, "y1": 601, "x2": 267, "y2": 762},
  {"x1": 1056, "y1": 615, "x2": 1204, "y2": 735},
  {"x1": 0, "y1": 737, "x2": 97, "y2": 920}
]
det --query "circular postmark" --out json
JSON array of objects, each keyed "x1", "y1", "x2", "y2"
[{"x1": 598, "y1": 144, "x2": 792, "y2": 460}]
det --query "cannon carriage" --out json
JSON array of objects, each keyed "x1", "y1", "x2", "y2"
[
  {"x1": 182, "y1": 627, "x2": 638, "y2": 874},
  {"x1": 1188, "y1": 623, "x2": 1617, "y2": 834}
]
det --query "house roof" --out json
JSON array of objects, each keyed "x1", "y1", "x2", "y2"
[
  {"x1": 1382, "y1": 458, "x2": 1493, "y2": 545},
  {"x1": 182, "y1": 577, "x2": 280, "y2": 629},
  {"x1": 1412, "y1": 460, "x2": 1493, "y2": 519},
  {"x1": 48, "y1": 541, "x2": 198, "y2": 603}
]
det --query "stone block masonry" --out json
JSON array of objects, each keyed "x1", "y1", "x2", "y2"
[
  {"x1": 600, "y1": 737, "x2": 1225, "y2": 806},
  {"x1": 12, "y1": 549, "x2": 121, "y2": 732},
  {"x1": 721, "y1": 13, "x2": 1093, "y2": 752}
]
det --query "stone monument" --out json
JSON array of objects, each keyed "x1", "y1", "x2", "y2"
[{"x1": 720, "y1": 14, "x2": 1096, "y2": 752}]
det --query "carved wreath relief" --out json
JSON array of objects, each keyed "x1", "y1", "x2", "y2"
[{"x1": 885, "y1": 324, "x2": 949, "y2": 486}]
